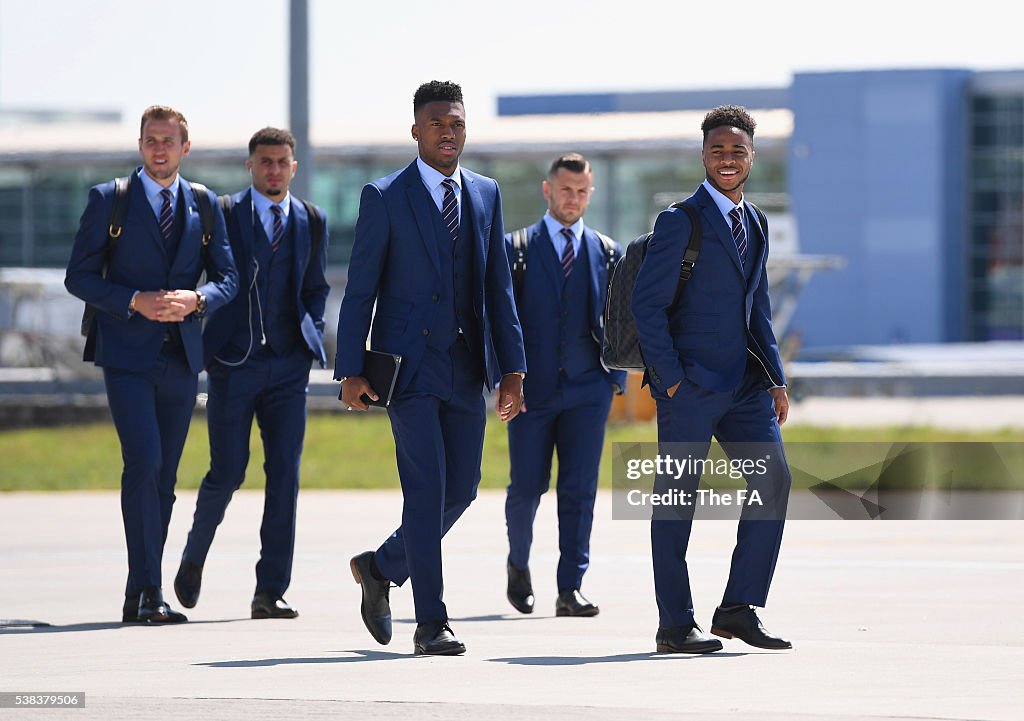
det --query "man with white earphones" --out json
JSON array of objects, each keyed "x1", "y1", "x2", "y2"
[{"x1": 174, "y1": 127, "x2": 330, "y2": 620}]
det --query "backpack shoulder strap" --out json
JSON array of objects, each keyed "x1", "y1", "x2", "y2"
[
  {"x1": 747, "y1": 201, "x2": 769, "y2": 241},
  {"x1": 595, "y1": 231, "x2": 619, "y2": 272},
  {"x1": 668, "y1": 201, "x2": 702, "y2": 312},
  {"x1": 108, "y1": 175, "x2": 132, "y2": 244},
  {"x1": 300, "y1": 198, "x2": 324, "y2": 259},
  {"x1": 217, "y1": 194, "x2": 234, "y2": 229},
  {"x1": 510, "y1": 227, "x2": 530, "y2": 300},
  {"x1": 188, "y1": 181, "x2": 214, "y2": 246}
]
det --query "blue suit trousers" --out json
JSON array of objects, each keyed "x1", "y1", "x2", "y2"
[
  {"x1": 505, "y1": 370, "x2": 612, "y2": 592},
  {"x1": 104, "y1": 346, "x2": 197, "y2": 595},
  {"x1": 650, "y1": 369, "x2": 791, "y2": 628},
  {"x1": 373, "y1": 338, "x2": 486, "y2": 624},
  {"x1": 183, "y1": 346, "x2": 311, "y2": 595}
]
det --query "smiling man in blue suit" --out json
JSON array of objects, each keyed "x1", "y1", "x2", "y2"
[
  {"x1": 503, "y1": 153, "x2": 626, "y2": 619},
  {"x1": 336, "y1": 81, "x2": 526, "y2": 655},
  {"x1": 173, "y1": 127, "x2": 330, "y2": 621},
  {"x1": 65, "y1": 105, "x2": 238, "y2": 624},
  {"x1": 632, "y1": 105, "x2": 792, "y2": 654}
]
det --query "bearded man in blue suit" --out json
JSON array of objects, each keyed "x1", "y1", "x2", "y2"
[
  {"x1": 65, "y1": 105, "x2": 238, "y2": 624},
  {"x1": 502, "y1": 153, "x2": 626, "y2": 619},
  {"x1": 632, "y1": 105, "x2": 793, "y2": 654},
  {"x1": 335, "y1": 81, "x2": 526, "y2": 655},
  {"x1": 174, "y1": 127, "x2": 330, "y2": 621}
]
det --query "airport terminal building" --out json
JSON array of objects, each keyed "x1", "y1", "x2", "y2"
[{"x1": 1, "y1": 68, "x2": 1021, "y2": 349}]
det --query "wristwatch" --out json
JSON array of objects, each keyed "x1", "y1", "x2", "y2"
[{"x1": 194, "y1": 290, "x2": 208, "y2": 316}]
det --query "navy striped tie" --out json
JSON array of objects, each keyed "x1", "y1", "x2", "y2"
[
  {"x1": 560, "y1": 228, "x2": 575, "y2": 278},
  {"x1": 271, "y1": 204, "x2": 284, "y2": 252},
  {"x1": 158, "y1": 188, "x2": 174, "y2": 244},
  {"x1": 729, "y1": 206, "x2": 747, "y2": 266},
  {"x1": 441, "y1": 178, "x2": 459, "y2": 245}
]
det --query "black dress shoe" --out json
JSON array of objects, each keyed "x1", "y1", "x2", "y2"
[
  {"x1": 555, "y1": 589, "x2": 599, "y2": 617},
  {"x1": 349, "y1": 551, "x2": 392, "y2": 645},
  {"x1": 137, "y1": 587, "x2": 187, "y2": 624},
  {"x1": 122, "y1": 594, "x2": 140, "y2": 623},
  {"x1": 655, "y1": 624, "x2": 723, "y2": 654},
  {"x1": 710, "y1": 605, "x2": 792, "y2": 649},
  {"x1": 251, "y1": 591, "x2": 299, "y2": 619},
  {"x1": 413, "y1": 620, "x2": 466, "y2": 656},
  {"x1": 174, "y1": 559, "x2": 203, "y2": 609},
  {"x1": 506, "y1": 558, "x2": 534, "y2": 614}
]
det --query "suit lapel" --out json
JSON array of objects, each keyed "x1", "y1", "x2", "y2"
[
  {"x1": 169, "y1": 180, "x2": 199, "y2": 275},
  {"x1": 129, "y1": 175, "x2": 167, "y2": 261},
  {"x1": 745, "y1": 205, "x2": 767, "y2": 291},
  {"x1": 583, "y1": 227, "x2": 604, "y2": 321},
  {"x1": 696, "y1": 185, "x2": 745, "y2": 279},
  {"x1": 290, "y1": 196, "x2": 311, "y2": 293},
  {"x1": 402, "y1": 162, "x2": 442, "y2": 278},
  {"x1": 462, "y1": 170, "x2": 489, "y2": 281},
  {"x1": 234, "y1": 190, "x2": 257, "y2": 284},
  {"x1": 534, "y1": 223, "x2": 562, "y2": 295}
]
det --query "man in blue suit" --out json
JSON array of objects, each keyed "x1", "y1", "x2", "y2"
[
  {"x1": 65, "y1": 105, "x2": 238, "y2": 624},
  {"x1": 503, "y1": 153, "x2": 625, "y2": 618},
  {"x1": 632, "y1": 105, "x2": 792, "y2": 654},
  {"x1": 173, "y1": 127, "x2": 330, "y2": 620},
  {"x1": 336, "y1": 81, "x2": 526, "y2": 655}
]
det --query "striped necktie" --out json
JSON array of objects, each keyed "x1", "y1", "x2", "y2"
[
  {"x1": 560, "y1": 228, "x2": 575, "y2": 278},
  {"x1": 271, "y1": 205, "x2": 284, "y2": 252},
  {"x1": 158, "y1": 188, "x2": 174, "y2": 244},
  {"x1": 441, "y1": 179, "x2": 459, "y2": 244},
  {"x1": 729, "y1": 205, "x2": 747, "y2": 266}
]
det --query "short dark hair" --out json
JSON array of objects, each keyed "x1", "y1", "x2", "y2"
[
  {"x1": 413, "y1": 80, "x2": 464, "y2": 114},
  {"x1": 701, "y1": 105, "x2": 756, "y2": 142},
  {"x1": 140, "y1": 105, "x2": 189, "y2": 142},
  {"x1": 548, "y1": 152, "x2": 591, "y2": 177},
  {"x1": 248, "y1": 127, "x2": 296, "y2": 155}
]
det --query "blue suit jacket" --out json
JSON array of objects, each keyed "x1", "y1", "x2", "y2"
[
  {"x1": 201, "y1": 189, "x2": 330, "y2": 368},
  {"x1": 631, "y1": 184, "x2": 785, "y2": 395},
  {"x1": 504, "y1": 221, "x2": 627, "y2": 400},
  {"x1": 65, "y1": 171, "x2": 238, "y2": 375},
  {"x1": 335, "y1": 161, "x2": 525, "y2": 394}
]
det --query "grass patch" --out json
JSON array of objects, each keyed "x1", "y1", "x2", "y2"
[{"x1": 1, "y1": 413, "x2": 1022, "y2": 492}]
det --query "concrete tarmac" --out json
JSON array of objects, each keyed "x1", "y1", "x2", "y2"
[{"x1": 1, "y1": 489, "x2": 1022, "y2": 720}]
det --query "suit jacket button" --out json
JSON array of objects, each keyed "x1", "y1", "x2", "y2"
[
  {"x1": 432, "y1": 294, "x2": 439, "y2": 302},
  {"x1": 423, "y1": 329, "x2": 429, "y2": 336}
]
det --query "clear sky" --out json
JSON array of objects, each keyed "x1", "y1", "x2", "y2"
[{"x1": 2, "y1": 0, "x2": 1022, "y2": 141}]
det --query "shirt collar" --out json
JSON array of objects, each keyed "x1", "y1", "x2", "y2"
[
  {"x1": 542, "y1": 211, "x2": 584, "y2": 242},
  {"x1": 251, "y1": 187, "x2": 291, "y2": 217},
  {"x1": 702, "y1": 179, "x2": 744, "y2": 219},
  {"x1": 416, "y1": 156, "x2": 461, "y2": 193},
  {"x1": 137, "y1": 166, "x2": 180, "y2": 202}
]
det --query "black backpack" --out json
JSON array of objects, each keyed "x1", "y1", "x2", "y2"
[
  {"x1": 600, "y1": 202, "x2": 701, "y2": 372},
  {"x1": 80, "y1": 175, "x2": 215, "y2": 340},
  {"x1": 217, "y1": 194, "x2": 326, "y2": 260},
  {"x1": 509, "y1": 226, "x2": 619, "y2": 302}
]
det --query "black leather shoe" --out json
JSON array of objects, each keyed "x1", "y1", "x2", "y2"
[
  {"x1": 711, "y1": 605, "x2": 792, "y2": 649},
  {"x1": 350, "y1": 551, "x2": 392, "y2": 645},
  {"x1": 251, "y1": 591, "x2": 299, "y2": 619},
  {"x1": 506, "y1": 558, "x2": 534, "y2": 614},
  {"x1": 122, "y1": 594, "x2": 140, "y2": 623},
  {"x1": 555, "y1": 589, "x2": 600, "y2": 617},
  {"x1": 174, "y1": 559, "x2": 203, "y2": 609},
  {"x1": 413, "y1": 621, "x2": 466, "y2": 656},
  {"x1": 655, "y1": 624, "x2": 723, "y2": 654},
  {"x1": 137, "y1": 587, "x2": 187, "y2": 624}
]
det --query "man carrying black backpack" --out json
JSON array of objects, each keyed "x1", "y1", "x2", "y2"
[
  {"x1": 173, "y1": 127, "x2": 330, "y2": 621},
  {"x1": 632, "y1": 106, "x2": 793, "y2": 654}
]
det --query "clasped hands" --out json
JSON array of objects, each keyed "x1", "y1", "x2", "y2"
[{"x1": 132, "y1": 289, "x2": 199, "y2": 323}]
